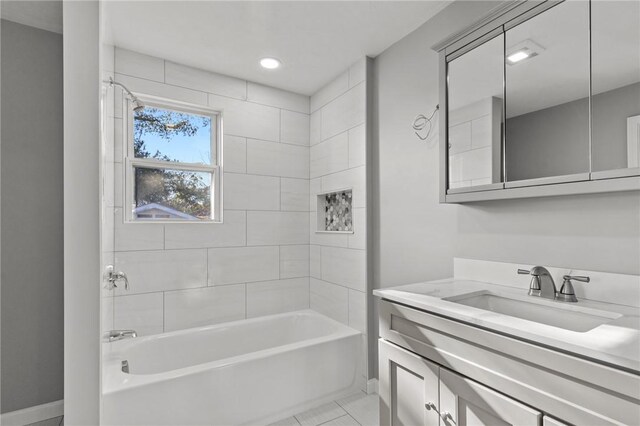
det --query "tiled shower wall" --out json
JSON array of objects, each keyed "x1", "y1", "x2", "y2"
[
  {"x1": 308, "y1": 59, "x2": 369, "y2": 387},
  {"x1": 101, "y1": 48, "x2": 311, "y2": 335}
]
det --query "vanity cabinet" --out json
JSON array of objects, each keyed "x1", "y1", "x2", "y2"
[
  {"x1": 378, "y1": 300, "x2": 640, "y2": 426},
  {"x1": 379, "y1": 340, "x2": 542, "y2": 426}
]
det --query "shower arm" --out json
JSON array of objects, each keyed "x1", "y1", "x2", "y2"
[{"x1": 104, "y1": 76, "x2": 145, "y2": 111}]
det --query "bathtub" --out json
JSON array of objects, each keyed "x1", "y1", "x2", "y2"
[{"x1": 102, "y1": 310, "x2": 362, "y2": 426}]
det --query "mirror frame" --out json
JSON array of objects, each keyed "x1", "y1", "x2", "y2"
[{"x1": 434, "y1": 0, "x2": 640, "y2": 203}]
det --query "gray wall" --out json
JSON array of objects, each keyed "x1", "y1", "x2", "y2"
[
  {"x1": 507, "y1": 82, "x2": 640, "y2": 180},
  {"x1": 371, "y1": 0, "x2": 640, "y2": 377},
  {"x1": 1, "y1": 20, "x2": 64, "y2": 413},
  {"x1": 593, "y1": 82, "x2": 640, "y2": 171}
]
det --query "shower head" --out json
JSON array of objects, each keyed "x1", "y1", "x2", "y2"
[
  {"x1": 132, "y1": 99, "x2": 145, "y2": 112},
  {"x1": 105, "y1": 77, "x2": 145, "y2": 112}
]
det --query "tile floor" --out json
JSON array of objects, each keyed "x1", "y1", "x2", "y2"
[{"x1": 269, "y1": 391, "x2": 379, "y2": 426}]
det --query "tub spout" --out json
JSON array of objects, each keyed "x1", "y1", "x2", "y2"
[{"x1": 104, "y1": 329, "x2": 137, "y2": 342}]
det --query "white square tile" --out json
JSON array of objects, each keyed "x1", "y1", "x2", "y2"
[
  {"x1": 224, "y1": 173, "x2": 280, "y2": 211},
  {"x1": 246, "y1": 277, "x2": 309, "y2": 318},
  {"x1": 310, "y1": 279, "x2": 348, "y2": 324},
  {"x1": 309, "y1": 178, "x2": 322, "y2": 212},
  {"x1": 114, "y1": 292, "x2": 164, "y2": 336},
  {"x1": 321, "y1": 247, "x2": 366, "y2": 292},
  {"x1": 322, "y1": 166, "x2": 366, "y2": 208},
  {"x1": 448, "y1": 121, "x2": 472, "y2": 154},
  {"x1": 114, "y1": 117, "x2": 124, "y2": 163},
  {"x1": 223, "y1": 135, "x2": 247, "y2": 173},
  {"x1": 336, "y1": 393, "x2": 379, "y2": 426},
  {"x1": 281, "y1": 110, "x2": 310, "y2": 146},
  {"x1": 321, "y1": 83, "x2": 366, "y2": 141},
  {"x1": 348, "y1": 289, "x2": 366, "y2": 333},
  {"x1": 472, "y1": 114, "x2": 493, "y2": 149},
  {"x1": 164, "y1": 285, "x2": 245, "y2": 332},
  {"x1": 348, "y1": 124, "x2": 366, "y2": 168},
  {"x1": 114, "y1": 249, "x2": 207, "y2": 295},
  {"x1": 348, "y1": 208, "x2": 366, "y2": 250},
  {"x1": 449, "y1": 146, "x2": 492, "y2": 182},
  {"x1": 295, "y1": 401, "x2": 347, "y2": 426},
  {"x1": 311, "y1": 72, "x2": 349, "y2": 113},
  {"x1": 247, "y1": 211, "x2": 309, "y2": 245},
  {"x1": 114, "y1": 73, "x2": 207, "y2": 106},
  {"x1": 165, "y1": 61, "x2": 246, "y2": 100},
  {"x1": 102, "y1": 208, "x2": 115, "y2": 254},
  {"x1": 164, "y1": 211, "x2": 246, "y2": 249},
  {"x1": 309, "y1": 212, "x2": 349, "y2": 247},
  {"x1": 310, "y1": 132, "x2": 349, "y2": 178},
  {"x1": 115, "y1": 48, "x2": 164, "y2": 82},
  {"x1": 247, "y1": 82, "x2": 309, "y2": 114},
  {"x1": 247, "y1": 139, "x2": 309, "y2": 179},
  {"x1": 280, "y1": 245, "x2": 310, "y2": 279},
  {"x1": 113, "y1": 208, "x2": 164, "y2": 252},
  {"x1": 101, "y1": 296, "x2": 114, "y2": 334},
  {"x1": 348, "y1": 58, "x2": 367, "y2": 88},
  {"x1": 310, "y1": 110, "x2": 322, "y2": 146},
  {"x1": 281, "y1": 178, "x2": 310, "y2": 212},
  {"x1": 310, "y1": 245, "x2": 321, "y2": 279},
  {"x1": 208, "y1": 246, "x2": 279, "y2": 285},
  {"x1": 209, "y1": 94, "x2": 280, "y2": 142}
]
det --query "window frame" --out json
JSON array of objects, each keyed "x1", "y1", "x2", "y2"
[{"x1": 123, "y1": 94, "x2": 223, "y2": 223}]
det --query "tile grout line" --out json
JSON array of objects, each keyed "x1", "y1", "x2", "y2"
[{"x1": 114, "y1": 70, "x2": 309, "y2": 115}]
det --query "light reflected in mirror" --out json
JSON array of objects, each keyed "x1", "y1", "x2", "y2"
[
  {"x1": 505, "y1": 1, "x2": 590, "y2": 183},
  {"x1": 591, "y1": 1, "x2": 640, "y2": 174},
  {"x1": 447, "y1": 34, "x2": 504, "y2": 191}
]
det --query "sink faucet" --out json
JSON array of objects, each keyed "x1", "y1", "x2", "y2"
[
  {"x1": 104, "y1": 329, "x2": 137, "y2": 342},
  {"x1": 518, "y1": 267, "x2": 590, "y2": 302},
  {"x1": 518, "y1": 266, "x2": 557, "y2": 300}
]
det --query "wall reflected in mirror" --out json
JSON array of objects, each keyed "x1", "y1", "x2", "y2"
[
  {"x1": 447, "y1": 34, "x2": 503, "y2": 190},
  {"x1": 591, "y1": 1, "x2": 640, "y2": 174},
  {"x1": 505, "y1": 1, "x2": 590, "y2": 183}
]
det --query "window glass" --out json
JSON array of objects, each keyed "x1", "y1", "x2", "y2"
[
  {"x1": 133, "y1": 106, "x2": 213, "y2": 165},
  {"x1": 134, "y1": 167, "x2": 212, "y2": 220}
]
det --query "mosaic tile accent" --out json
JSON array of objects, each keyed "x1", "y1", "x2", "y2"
[{"x1": 324, "y1": 190, "x2": 353, "y2": 232}]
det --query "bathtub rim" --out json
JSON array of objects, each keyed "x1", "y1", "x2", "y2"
[{"x1": 102, "y1": 309, "x2": 362, "y2": 394}]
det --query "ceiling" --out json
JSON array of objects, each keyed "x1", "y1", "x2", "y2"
[
  {"x1": 102, "y1": 1, "x2": 450, "y2": 95},
  {"x1": 1, "y1": 0, "x2": 62, "y2": 34}
]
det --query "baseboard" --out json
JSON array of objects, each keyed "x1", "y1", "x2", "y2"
[
  {"x1": 0, "y1": 400, "x2": 63, "y2": 426},
  {"x1": 366, "y1": 378, "x2": 378, "y2": 394}
]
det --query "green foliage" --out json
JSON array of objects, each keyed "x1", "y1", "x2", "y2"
[{"x1": 134, "y1": 108, "x2": 211, "y2": 218}]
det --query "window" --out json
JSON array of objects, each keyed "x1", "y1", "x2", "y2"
[{"x1": 125, "y1": 96, "x2": 222, "y2": 222}]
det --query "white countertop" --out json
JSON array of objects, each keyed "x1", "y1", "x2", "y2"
[{"x1": 374, "y1": 279, "x2": 640, "y2": 373}]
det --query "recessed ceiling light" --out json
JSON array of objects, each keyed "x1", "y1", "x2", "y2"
[
  {"x1": 260, "y1": 58, "x2": 281, "y2": 69},
  {"x1": 507, "y1": 50, "x2": 530, "y2": 64},
  {"x1": 506, "y1": 39, "x2": 544, "y2": 65}
]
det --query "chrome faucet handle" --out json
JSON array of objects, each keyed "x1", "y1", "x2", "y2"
[
  {"x1": 104, "y1": 265, "x2": 130, "y2": 290},
  {"x1": 517, "y1": 268, "x2": 532, "y2": 275},
  {"x1": 563, "y1": 274, "x2": 590, "y2": 283},
  {"x1": 557, "y1": 275, "x2": 590, "y2": 303}
]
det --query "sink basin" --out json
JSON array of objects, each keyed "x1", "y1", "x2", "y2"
[{"x1": 443, "y1": 291, "x2": 622, "y2": 332}]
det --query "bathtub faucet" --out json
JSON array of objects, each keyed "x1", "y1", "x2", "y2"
[{"x1": 104, "y1": 329, "x2": 137, "y2": 342}]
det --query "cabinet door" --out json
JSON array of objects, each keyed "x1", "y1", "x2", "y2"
[
  {"x1": 439, "y1": 369, "x2": 541, "y2": 426},
  {"x1": 379, "y1": 340, "x2": 440, "y2": 426}
]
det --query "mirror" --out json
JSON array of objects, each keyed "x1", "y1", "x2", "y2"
[
  {"x1": 447, "y1": 34, "x2": 503, "y2": 190},
  {"x1": 504, "y1": 1, "x2": 590, "y2": 184},
  {"x1": 591, "y1": 1, "x2": 640, "y2": 175}
]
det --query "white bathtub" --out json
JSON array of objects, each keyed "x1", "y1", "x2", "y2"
[{"x1": 102, "y1": 310, "x2": 362, "y2": 426}]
